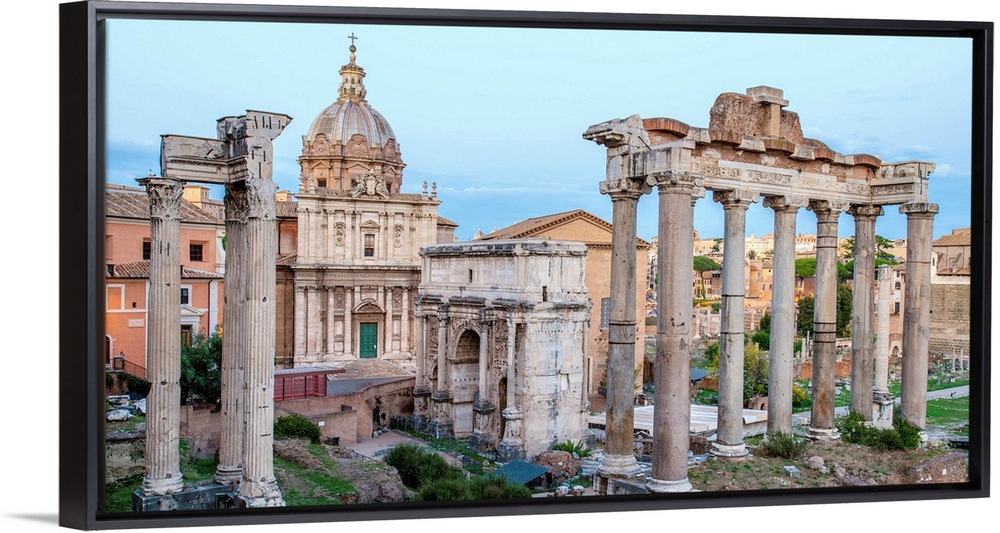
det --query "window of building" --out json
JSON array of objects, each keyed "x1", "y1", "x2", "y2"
[
  {"x1": 180, "y1": 325, "x2": 193, "y2": 346},
  {"x1": 142, "y1": 240, "x2": 151, "y2": 261},
  {"x1": 600, "y1": 297, "x2": 611, "y2": 329},
  {"x1": 105, "y1": 235, "x2": 113, "y2": 261},
  {"x1": 364, "y1": 233, "x2": 375, "y2": 257},
  {"x1": 189, "y1": 243, "x2": 204, "y2": 262},
  {"x1": 180, "y1": 287, "x2": 190, "y2": 306}
]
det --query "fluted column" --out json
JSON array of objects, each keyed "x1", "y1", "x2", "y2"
[
  {"x1": 385, "y1": 287, "x2": 394, "y2": 356},
  {"x1": 401, "y1": 288, "x2": 410, "y2": 355},
  {"x1": 293, "y1": 286, "x2": 306, "y2": 358},
  {"x1": 597, "y1": 178, "x2": 645, "y2": 480},
  {"x1": 648, "y1": 171, "x2": 703, "y2": 493},
  {"x1": 238, "y1": 177, "x2": 284, "y2": 507},
  {"x1": 764, "y1": 196, "x2": 803, "y2": 435},
  {"x1": 138, "y1": 176, "x2": 185, "y2": 496},
  {"x1": 900, "y1": 203, "x2": 938, "y2": 429},
  {"x1": 215, "y1": 184, "x2": 247, "y2": 485},
  {"x1": 875, "y1": 264, "x2": 892, "y2": 394},
  {"x1": 326, "y1": 288, "x2": 336, "y2": 355},
  {"x1": 807, "y1": 200, "x2": 846, "y2": 440},
  {"x1": 344, "y1": 286, "x2": 353, "y2": 357},
  {"x1": 849, "y1": 205, "x2": 883, "y2": 419},
  {"x1": 711, "y1": 189, "x2": 757, "y2": 459}
]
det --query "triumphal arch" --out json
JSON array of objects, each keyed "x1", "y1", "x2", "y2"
[{"x1": 586, "y1": 86, "x2": 936, "y2": 493}]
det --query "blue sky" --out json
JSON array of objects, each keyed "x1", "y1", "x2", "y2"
[{"x1": 104, "y1": 19, "x2": 973, "y2": 242}]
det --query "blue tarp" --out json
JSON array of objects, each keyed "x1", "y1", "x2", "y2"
[
  {"x1": 691, "y1": 368, "x2": 709, "y2": 382},
  {"x1": 487, "y1": 461, "x2": 550, "y2": 486}
]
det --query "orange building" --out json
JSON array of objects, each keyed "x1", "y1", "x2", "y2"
[{"x1": 104, "y1": 184, "x2": 226, "y2": 377}]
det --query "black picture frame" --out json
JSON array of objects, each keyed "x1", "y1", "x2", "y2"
[{"x1": 58, "y1": 0, "x2": 991, "y2": 530}]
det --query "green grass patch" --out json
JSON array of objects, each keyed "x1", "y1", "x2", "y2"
[
  {"x1": 105, "y1": 475, "x2": 143, "y2": 513},
  {"x1": 925, "y1": 396, "x2": 970, "y2": 435},
  {"x1": 273, "y1": 455, "x2": 355, "y2": 507}
]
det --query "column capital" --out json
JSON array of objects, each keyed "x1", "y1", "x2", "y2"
[
  {"x1": 224, "y1": 183, "x2": 249, "y2": 224},
  {"x1": 808, "y1": 199, "x2": 850, "y2": 218},
  {"x1": 899, "y1": 202, "x2": 939, "y2": 218},
  {"x1": 600, "y1": 177, "x2": 650, "y2": 199},
  {"x1": 763, "y1": 195, "x2": 808, "y2": 211},
  {"x1": 139, "y1": 176, "x2": 184, "y2": 221},
  {"x1": 847, "y1": 204, "x2": 885, "y2": 219},
  {"x1": 245, "y1": 178, "x2": 278, "y2": 220},
  {"x1": 652, "y1": 170, "x2": 705, "y2": 194},
  {"x1": 712, "y1": 189, "x2": 759, "y2": 209}
]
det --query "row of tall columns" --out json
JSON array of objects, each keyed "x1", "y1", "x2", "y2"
[{"x1": 139, "y1": 177, "x2": 185, "y2": 496}]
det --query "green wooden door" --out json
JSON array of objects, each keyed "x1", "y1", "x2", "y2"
[{"x1": 359, "y1": 323, "x2": 378, "y2": 359}]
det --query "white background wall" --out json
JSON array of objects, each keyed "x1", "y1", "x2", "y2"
[{"x1": 4, "y1": 1, "x2": 996, "y2": 532}]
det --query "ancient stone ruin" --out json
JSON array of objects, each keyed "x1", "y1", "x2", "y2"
[
  {"x1": 135, "y1": 111, "x2": 291, "y2": 509},
  {"x1": 586, "y1": 86, "x2": 936, "y2": 493},
  {"x1": 411, "y1": 239, "x2": 591, "y2": 461}
]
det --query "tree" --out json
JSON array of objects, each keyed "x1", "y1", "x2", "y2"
[
  {"x1": 795, "y1": 286, "x2": 852, "y2": 336},
  {"x1": 837, "y1": 283, "x2": 853, "y2": 335},
  {"x1": 842, "y1": 235, "x2": 898, "y2": 264},
  {"x1": 796, "y1": 295, "x2": 815, "y2": 333},
  {"x1": 693, "y1": 255, "x2": 721, "y2": 272},
  {"x1": 180, "y1": 333, "x2": 222, "y2": 407},
  {"x1": 748, "y1": 250, "x2": 757, "y2": 260},
  {"x1": 795, "y1": 257, "x2": 816, "y2": 279},
  {"x1": 711, "y1": 237, "x2": 722, "y2": 253},
  {"x1": 743, "y1": 342, "x2": 769, "y2": 402},
  {"x1": 758, "y1": 311, "x2": 771, "y2": 334}
]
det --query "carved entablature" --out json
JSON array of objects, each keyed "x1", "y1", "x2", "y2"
[
  {"x1": 873, "y1": 161, "x2": 934, "y2": 204},
  {"x1": 350, "y1": 168, "x2": 391, "y2": 199}
]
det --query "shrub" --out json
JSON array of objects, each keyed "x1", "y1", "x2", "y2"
[
  {"x1": 273, "y1": 414, "x2": 321, "y2": 444},
  {"x1": 791, "y1": 385, "x2": 810, "y2": 408},
  {"x1": 758, "y1": 430, "x2": 810, "y2": 459},
  {"x1": 415, "y1": 477, "x2": 471, "y2": 501},
  {"x1": 836, "y1": 411, "x2": 920, "y2": 451},
  {"x1": 384, "y1": 443, "x2": 461, "y2": 489},
  {"x1": 468, "y1": 475, "x2": 532, "y2": 500},
  {"x1": 552, "y1": 439, "x2": 591, "y2": 457}
]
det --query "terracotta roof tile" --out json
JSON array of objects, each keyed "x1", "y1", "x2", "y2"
[
  {"x1": 107, "y1": 261, "x2": 224, "y2": 279},
  {"x1": 106, "y1": 188, "x2": 222, "y2": 225},
  {"x1": 276, "y1": 200, "x2": 298, "y2": 219}
]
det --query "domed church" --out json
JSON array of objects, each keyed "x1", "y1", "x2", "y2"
[{"x1": 276, "y1": 42, "x2": 457, "y2": 371}]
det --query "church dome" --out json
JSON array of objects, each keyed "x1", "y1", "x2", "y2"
[{"x1": 303, "y1": 44, "x2": 397, "y2": 148}]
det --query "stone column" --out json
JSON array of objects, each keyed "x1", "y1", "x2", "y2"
[
  {"x1": 764, "y1": 196, "x2": 802, "y2": 435},
  {"x1": 215, "y1": 183, "x2": 247, "y2": 485},
  {"x1": 344, "y1": 286, "x2": 353, "y2": 357},
  {"x1": 648, "y1": 171, "x2": 703, "y2": 493},
  {"x1": 899, "y1": 203, "x2": 938, "y2": 429},
  {"x1": 849, "y1": 205, "x2": 883, "y2": 419},
  {"x1": 139, "y1": 176, "x2": 185, "y2": 496},
  {"x1": 401, "y1": 288, "x2": 410, "y2": 355},
  {"x1": 497, "y1": 316, "x2": 522, "y2": 462},
  {"x1": 237, "y1": 176, "x2": 284, "y2": 507},
  {"x1": 293, "y1": 285, "x2": 306, "y2": 357},
  {"x1": 807, "y1": 200, "x2": 845, "y2": 440},
  {"x1": 430, "y1": 307, "x2": 453, "y2": 436},
  {"x1": 385, "y1": 287, "x2": 394, "y2": 356},
  {"x1": 326, "y1": 288, "x2": 336, "y2": 355},
  {"x1": 873, "y1": 264, "x2": 894, "y2": 428},
  {"x1": 711, "y1": 189, "x2": 756, "y2": 459},
  {"x1": 596, "y1": 178, "x2": 644, "y2": 480}
]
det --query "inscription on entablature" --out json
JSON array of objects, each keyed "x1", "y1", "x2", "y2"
[
  {"x1": 694, "y1": 163, "x2": 792, "y2": 185},
  {"x1": 871, "y1": 183, "x2": 916, "y2": 195}
]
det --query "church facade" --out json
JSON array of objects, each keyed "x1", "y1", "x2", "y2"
[{"x1": 278, "y1": 43, "x2": 454, "y2": 371}]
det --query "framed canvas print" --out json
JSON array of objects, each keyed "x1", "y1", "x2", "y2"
[{"x1": 56, "y1": 0, "x2": 990, "y2": 530}]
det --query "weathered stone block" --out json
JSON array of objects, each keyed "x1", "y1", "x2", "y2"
[{"x1": 904, "y1": 453, "x2": 968, "y2": 484}]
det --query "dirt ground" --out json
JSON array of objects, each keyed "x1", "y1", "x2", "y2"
[{"x1": 686, "y1": 440, "x2": 966, "y2": 492}]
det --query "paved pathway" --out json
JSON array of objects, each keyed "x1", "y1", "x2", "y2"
[{"x1": 791, "y1": 385, "x2": 970, "y2": 426}]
